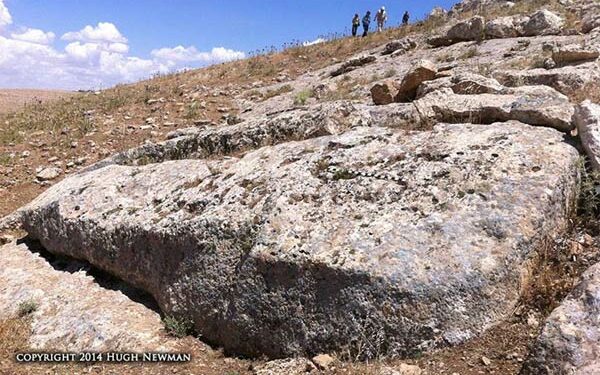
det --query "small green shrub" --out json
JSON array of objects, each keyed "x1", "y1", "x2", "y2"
[
  {"x1": 333, "y1": 168, "x2": 355, "y2": 180},
  {"x1": 294, "y1": 89, "x2": 313, "y2": 105},
  {"x1": 17, "y1": 300, "x2": 38, "y2": 317},
  {"x1": 163, "y1": 315, "x2": 193, "y2": 338}
]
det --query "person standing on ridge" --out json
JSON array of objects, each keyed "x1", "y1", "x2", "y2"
[
  {"x1": 352, "y1": 13, "x2": 360, "y2": 36},
  {"x1": 402, "y1": 11, "x2": 410, "y2": 26},
  {"x1": 362, "y1": 11, "x2": 371, "y2": 37},
  {"x1": 375, "y1": 7, "x2": 387, "y2": 32}
]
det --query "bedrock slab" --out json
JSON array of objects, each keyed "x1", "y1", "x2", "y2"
[
  {"x1": 522, "y1": 262, "x2": 600, "y2": 374},
  {"x1": 15, "y1": 123, "x2": 579, "y2": 358},
  {"x1": 0, "y1": 241, "x2": 173, "y2": 352}
]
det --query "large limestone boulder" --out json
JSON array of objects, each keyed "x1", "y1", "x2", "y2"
[
  {"x1": 523, "y1": 9, "x2": 564, "y2": 36},
  {"x1": 416, "y1": 73, "x2": 504, "y2": 98},
  {"x1": 395, "y1": 60, "x2": 437, "y2": 102},
  {"x1": 447, "y1": 16, "x2": 485, "y2": 42},
  {"x1": 575, "y1": 100, "x2": 600, "y2": 171},
  {"x1": 414, "y1": 87, "x2": 575, "y2": 132},
  {"x1": 12, "y1": 122, "x2": 579, "y2": 358},
  {"x1": 494, "y1": 63, "x2": 600, "y2": 98},
  {"x1": 522, "y1": 262, "x2": 600, "y2": 374},
  {"x1": 552, "y1": 44, "x2": 600, "y2": 66},
  {"x1": 450, "y1": 73, "x2": 505, "y2": 95},
  {"x1": 484, "y1": 16, "x2": 524, "y2": 39},
  {"x1": 371, "y1": 81, "x2": 399, "y2": 105},
  {"x1": 429, "y1": 16, "x2": 485, "y2": 47}
]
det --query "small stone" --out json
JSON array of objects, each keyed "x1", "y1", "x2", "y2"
[
  {"x1": 36, "y1": 167, "x2": 61, "y2": 181},
  {"x1": 481, "y1": 356, "x2": 492, "y2": 366},
  {"x1": 543, "y1": 58, "x2": 556, "y2": 70},
  {"x1": 397, "y1": 363, "x2": 423, "y2": 375},
  {"x1": 311, "y1": 354, "x2": 335, "y2": 370},
  {"x1": 527, "y1": 314, "x2": 540, "y2": 328}
]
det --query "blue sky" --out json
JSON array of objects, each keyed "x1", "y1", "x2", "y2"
[{"x1": 0, "y1": 0, "x2": 459, "y2": 89}]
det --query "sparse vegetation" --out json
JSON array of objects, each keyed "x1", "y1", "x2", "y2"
[
  {"x1": 184, "y1": 102, "x2": 200, "y2": 120},
  {"x1": 262, "y1": 84, "x2": 294, "y2": 100},
  {"x1": 293, "y1": 89, "x2": 313, "y2": 105},
  {"x1": 0, "y1": 154, "x2": 11, "y2": 166},
  {"x1": 577, "y1": 158, "x2": 600, "y2": 233},
  {"x1": 17, "y1": 300, "x2": 38, "y2": 317},
  {"x1": 163, "y1": 315, "x2": 193, "y2": 338},
  {"x1": 458, "y1": 46, "x2": 480, "y2": 60},
  {"x1": 332, "y1": 168, "x2": 355, "y2": 180}
]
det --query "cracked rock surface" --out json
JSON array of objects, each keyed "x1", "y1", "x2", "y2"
[{"x1": 14, "y1": 122, "x2": 579, "y2": 358}]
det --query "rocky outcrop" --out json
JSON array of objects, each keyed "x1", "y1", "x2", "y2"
[
  {"x1": 450, "y1": 73, "x2": 505, "y2": 95},
  {"x1": 371, "y1": 81, "x2": 399, "y2": 105},
  {"x1": 413, "y1": 87, "x2": 575, "y2": 132},
  {"x1": 382, "y1": 38, "x2": 417, "y2": 56},
  {"x1": 522, "y1": 262, "x2": 600, "y2": 374},
  {"x1": 0, "y1": 241, "x2": 173, "y2": 352},
  {"x1": 35, "y1": 167, "x2": 61, "y2": 181},
  {"x1": 447, "y1": 16, "x2": 486, "y2": 42},
  {"x1": 330, "y1": 55, "x2": 377, "y2": 77},
  {"x1": 87, "y1": 102, "x2": 372, "y2": 171},
  {"x1": 254, "y1": 358, "x2": 317, "y2": 375},
  {"x1": 581, "y1": 3, "x2": 600, "y2": 33},
  {"x1": 484, "y1": 15, "x2": 528, "y2": 38},
  {"x1": 523, "y1": 10, "x2": 564, "y2": 36},
  {"x1": 552, "y1": 44, "x2": 600, "y2": 66},
  {"x1": 429, "y1": 16, "x2": 485, "y2": 47},
  {"x1": 450, "y1": 0, "x2": 516, "y2": 14},
  {"x1": 395, "y1": 60, "x2": 437, "y2": 102},
  {"x1": 430, "y1": 9, "x2": 562, "y2": 47},
  {"x1": 575, "y1": 100, "x2": 600, "y2": 171},
  {"x1": 14, "y1": 122, "x2": 579, "y2": 358},
  {"x1": 494, "y1": 63, "x2": 600, "y2": 98},
  {"x1": 416, "y1": 73, "x2": 505, "y2": 98}
]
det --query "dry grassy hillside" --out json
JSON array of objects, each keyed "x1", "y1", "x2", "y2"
[
  {"x1": 0, "y1": 0, "x2": 569, "y2": 218},
  {"x1": 1, "y1": 0, "x2": 598, "y2": 374},
  {"x1": 0, "y1": 89, "x2": 70, "y2": 114}
]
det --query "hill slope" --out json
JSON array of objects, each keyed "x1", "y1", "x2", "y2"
[{"x1": 1, "y1": 0, "x2": 600, "y2": 374}]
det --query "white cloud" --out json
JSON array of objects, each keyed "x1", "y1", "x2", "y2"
[
  {"x1": 64, "y1": 41, "x2": 129, "y2": 61},
  {"x1": 0, "y1": 0, "x2": 11, "y2": 27},
  {"x1": 0, "y1": 3, "x2": 245, "y2": 90},
  {"x1": 303, "y1": 38, "x2": 326, "y2": 47},
  {"x1": 151, "y1": 46, "x2": 245, "y2": 65},
  {"x1": 11, "y1": 28, "x2": 56, "y2": 45},
  {"x1": 62, "y1": 22, "x2": 127, "y2": 43}
]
